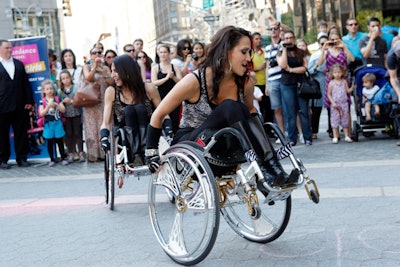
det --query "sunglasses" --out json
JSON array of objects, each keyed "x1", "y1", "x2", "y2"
[
  {"x1": 125, "y1": 49, "x2": 135, "y2": 53},
  {"x1": 91, "y1": 51, "x2": 102, "y2": 55},
  {"x1": 268, "y1": 26, "x2": 280, "y2": 31},
  {"x1": 183, "y1": 47, "x2": 190, "y2": 51},
  {"x1": 347, "y1": 23, "x2": 358, "y2": 26}
]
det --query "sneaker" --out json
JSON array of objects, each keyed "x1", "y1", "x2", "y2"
[
  {"x1": 275, "y1": 138, "x2": 281, "y2": 144},
  {"x1": 62, "y1": 159, "x2": 69, "y2": 165},
  {"x1": 344, "y1": 136, "x2": 353, "y2": 143},
  {"x1": 68, "y1": 155, "x2": 74, "y2": 163},
  {"x1": 299, "y1": 134, "x2": 304, "y2": 144},
  {"x1": 79, "y1": 155, "x2": 86, "y2": 162},
  {"x1": 332, "y1": 137, "x2": 338, "y2": 144},
  {"x1": 304, "y1": 140, "x2": 312, "y2": 146},
  {"x1": 49, "y1": 161, "x2": 55, "y2": 167}
]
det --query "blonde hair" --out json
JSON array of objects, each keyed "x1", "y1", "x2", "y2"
[
  {"x1": 328, "y1": 63, "x2": 347, "y2": 80},
  {"x1": 41, "y1": 79, "x2": 55, "y2": 98}
]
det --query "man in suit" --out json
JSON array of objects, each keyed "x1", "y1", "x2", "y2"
[{"x1": 0, "y1": 39, "x2": 34, "y2": 169}]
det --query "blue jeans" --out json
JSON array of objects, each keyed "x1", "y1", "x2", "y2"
[{"x1": 281, "y1": 84, "x2": 312, "y2": 143}]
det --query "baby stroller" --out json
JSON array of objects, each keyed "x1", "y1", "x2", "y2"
[{"x1": 351, "y1": 64, "x2": 400, "y2": 141}]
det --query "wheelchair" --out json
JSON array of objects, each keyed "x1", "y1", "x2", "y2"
[
  {"x1": 148, "y1": 122, "x2": 319, "y2": 266},
  {"x1": 104, "y1": 126, "x2": 152, "y2": 210}
]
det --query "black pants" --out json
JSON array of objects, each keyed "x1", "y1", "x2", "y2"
[
  {"x1": 310, "y1": 106, "x2": 322, "y2": 134},
  {"x1": 123, "y1": 104, "x2": 149, "y2": 134},
  {"x1": 47, "y1": 138, "x2": 66, "y2": 162},
  {"x1": 0, "y1": 109, "x2": 29, "y2": 163},
  {"x1": 64, "y1": 116, "x2": 84, "y2": 154},
  {"x1": 173, "y1": 99, "x2": 272, "y2": 158}
]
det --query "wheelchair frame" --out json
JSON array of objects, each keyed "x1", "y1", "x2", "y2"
[{"x1": 147, "y1": 122, "x2": 319, "y2": 265}]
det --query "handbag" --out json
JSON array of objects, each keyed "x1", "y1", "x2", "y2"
[
  {"x1": 297, "y1": 71, "x2": 322, "y2": 99},
  {"x1": 72, "y1": 71, "x2": 101, "y2": 108}
]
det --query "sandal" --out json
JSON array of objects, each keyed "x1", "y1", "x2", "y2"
[{"x1": 312, "y1": 134, "x2": 318, "y2": 139}]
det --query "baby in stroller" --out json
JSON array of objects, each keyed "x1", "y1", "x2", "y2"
[{"x1": 361, "y1": 73, "x2": 381, "y2": 121}]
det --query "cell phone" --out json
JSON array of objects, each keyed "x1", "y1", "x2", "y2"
[
  {"x1": 282, "y1": 43, "x2": 292, "y2": 47},
  {"x1": 329, "y1": 42, "x2": 336, "y2": 46}
]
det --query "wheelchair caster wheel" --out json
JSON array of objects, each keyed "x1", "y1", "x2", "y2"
[
  {"x1": 118, "y1": 177, "x2": 123, "y2": 188},
  {"x1": 310, "y1": 189, "x2": 319, "y2": 204},
  {"x1": 250, "y1": 204, "x2": 261, "y2": 220}
]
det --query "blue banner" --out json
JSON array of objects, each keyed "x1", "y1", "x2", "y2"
[{"x1": 9, "y1": 36, "x2": 50, "y2": 159}]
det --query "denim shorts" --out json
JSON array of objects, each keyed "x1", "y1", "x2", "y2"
[{"x1": 267, "y1": 79, "x2": 282, "y2": 109}]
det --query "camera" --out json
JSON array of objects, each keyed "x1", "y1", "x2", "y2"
[
  {"x1": 269, "y1": 58, "x2": 278, "y2": 68},
  {"x1": 191, "y1": 52, "x2": 198, "y2": 61},
  {"x1": 282, "y1": 43, "x2": 292, "y2": 47},
  {"x1": 329, "y1": 42, "x2": 336, "y2": 46}
]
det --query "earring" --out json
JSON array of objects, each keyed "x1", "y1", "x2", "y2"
[{"x1": 225, "y1": 61, "x2": 232, "y2": 74}]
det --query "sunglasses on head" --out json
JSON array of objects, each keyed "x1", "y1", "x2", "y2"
[
  {"x1": 125, "y1": 49, "x2": 135, "y2": 53},
  {"x1": 91, "y1": 51, "x2": 102, "y2": 55}
]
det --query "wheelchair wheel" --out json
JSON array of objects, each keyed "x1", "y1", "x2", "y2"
[
  {"x1": 221, "y1": 193, "x2": 291, "y2": 243},
  {"x1": 148, "y1": 143, "x2": 220, "y2": 266},
  {"x1": 107, "y1": 133, "x2": 115, "y2": 211}
]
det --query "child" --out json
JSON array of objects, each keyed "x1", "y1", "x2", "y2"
[
  {"x1": 327, "y1": 64, "x2": 354, "y2": 144},
  {"x1": 59, "y1": 69, "x2": 86, "y2": 163},
  {"x1": 38, "y1": 79, "x2": 69, "y2": 166},
  {"x1": 361, "y1": 73, "x2": 380, "y2": 121}
]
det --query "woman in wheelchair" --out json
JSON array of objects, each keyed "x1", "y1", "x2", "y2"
[
  {"x1": 145, "y1": 26, "x2": 299, "y2": 197},
  {"x1": 99, "y1": 55, "x2": 173, "y2": 163}
]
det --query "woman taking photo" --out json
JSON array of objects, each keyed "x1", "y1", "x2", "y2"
[
  {"x1": 277, "y1": 30, "x2": 312, "y2": 146},
  {"x1": 146, "y1": 26, "x2": 299, "y2": 196}
]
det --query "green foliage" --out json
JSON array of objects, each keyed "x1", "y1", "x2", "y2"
[
  {"x1": 356, "y1": 10, "x2": 383, "y2": 32},
  {"x1": 383, "y1": 16, "x2": 400, "y2": 27},
  {"x1": 302, "y1": 27, "x2": 318, "y2": 45}
]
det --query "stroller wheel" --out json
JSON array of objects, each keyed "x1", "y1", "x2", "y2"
[
  {"x1": 352, "y1": 121, "x2": 359, "y2": 142},
  {"x1": 393, "y1": 117, "x2": 400, "y2": 139}
]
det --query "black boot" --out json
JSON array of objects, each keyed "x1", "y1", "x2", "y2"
[{"x1": 247, "y1": 115, "x2": 299, "y2": 187}]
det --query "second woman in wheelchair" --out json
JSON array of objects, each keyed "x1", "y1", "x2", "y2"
[
  {"x1": 145, "y1": 26, "x2": 299, "y2": 196},
  {"x1": 99, "y1": 55, "x2": 173, "y2": 162}
]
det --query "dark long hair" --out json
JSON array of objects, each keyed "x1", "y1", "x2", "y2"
[
  {"x1": 112, "y1": 55, "x2": 146, "y2": 104},
  {"x1": 60, "y1": 49, "x2": 77, "y2": 70},
  {"x1": 176, "y1": 39, "x2": 191, "y2": 60},
  {"x1": 199, "y1": 26, "x2": 251, "y2": 101}
]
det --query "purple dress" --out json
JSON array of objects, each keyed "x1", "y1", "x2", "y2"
[{"x1": 324, "y1": 49, "x2": 349, "y2": 108}]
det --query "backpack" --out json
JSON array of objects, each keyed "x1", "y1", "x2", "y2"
[{"x1": 37, "y1": 96, "x2": 66, "y2": 127}]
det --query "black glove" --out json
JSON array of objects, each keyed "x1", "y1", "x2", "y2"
[
  {"x1": 146, "y1": 155, "x2": 161, "y2": 173},
  {"x1": 101, "y1": 138, "x2": 110, "y2": 153},
  {"x1": 100, "y1": 128, "x2": 110, "y2": 153}
]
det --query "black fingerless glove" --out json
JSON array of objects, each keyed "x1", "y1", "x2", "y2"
[{"x1": 100, "y1": 128, "x2": 110, "y2": 153}]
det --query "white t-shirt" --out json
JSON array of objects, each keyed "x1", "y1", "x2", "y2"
[
  {"x1": 253, "y1": 86, "x2": 263, "y2": 114},
  {"x1": 362, "y1": 85, "x2": 380, "y2": 100}
]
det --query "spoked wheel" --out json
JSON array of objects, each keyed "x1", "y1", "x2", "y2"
[
  {"x1": 352, "y1": 121, "x2": 359, "y2": 142},
  {"x1": 393, "y1": 116, "x2": 400, "y2": 139},
  {"x1": 148, "y1": 143, "x2": 220, "y2": 266},
  {"x1": 104, "y1": 153, "x2": 109, "y2": 204},
  {"x1": 107, "y1": 133, "x2": 115, "y2": 211},
  {"x1": 220, "y1": 192, "x2": 291, "y2": 243}
]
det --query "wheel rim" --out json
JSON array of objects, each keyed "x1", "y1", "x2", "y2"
[
  {"x1": 221, "y1": 192, "x2": 291, "y2": 243},
  {"x1": 108, "y1": 134, "x2": 115, "y2": 210},
  {"x1": 148, "y1": 144, "x2": 219, "y2": 265}
]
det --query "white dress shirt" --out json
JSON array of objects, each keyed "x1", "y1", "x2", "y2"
[{"x1": 0, "y1": 56, "x2": 15, "y2": 80}]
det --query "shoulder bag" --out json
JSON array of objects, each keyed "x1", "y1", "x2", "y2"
[
  {"x1": 297, "y1": 70, "x2": 322, "y2": 99},
  {"x1": 73, "y1": 70, "x2": 101, "y2": 108}
]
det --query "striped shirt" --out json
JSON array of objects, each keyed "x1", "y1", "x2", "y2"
[{"x1": 265, "y1": 41, "x2": 283, "y2": 81}]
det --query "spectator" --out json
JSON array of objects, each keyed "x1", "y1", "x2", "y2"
[
  {"x1": 192, "y1": 41, "x2": 205, "y2": 70},
  {"x1": 48, "y1": 49, "x2": 61, "y2": 85},
  {"x1": 264, "y1": 18, "x2": 290, "y2": 136},
  {"x1": 277, "y1": 30, "x2": 312, "y2": 146},
  {"x1": 327, "y1": 64, "x2": 354, "y2": 143},
  {"x1": 0, "y1": 39, "x2": 34, "y2": 169},
  {"x1": 104, "y1": 49, "x2": 117, "y2": 70},
  {"x1": 342, "y1": 18, "x2": 367, "y2": 72},
  {"x1": 171, "y1": 39, "x2": 194, "y2": 77},
  {"x1": 151, "y1": 44, "x2": 182, "y2": 132},
  {"x1": 133, "y1": 38, "x2": 144, "y2": 56},
  {"x1": 252, "y1": 32, "x2": 272, "y2": 125},
  {"x1": 38, "y1": 79, "x2": 69, "y2": 166},
  {"x1": 309, "y1": 33, "x2": 329, "y2": 139},
  {"x1": 136, "y1": 51, "x2": 152, "y2": 83},
  {"x1": 169, "y1": 45, "x2": 178, "y2": 61},
  {"x1": 57, "y1": 49, "x2": 82, "y2": 88},
  {"x1": 318, "y1": 20, "x2": 328, "y2": 34},
  {"x1": 386, "y1": 41, "x2": 400, "y2": 146},
  {"x1": 123, "y1": 43, "x2": 146, "y2": 82},
  {"x1": 82, "y1": 47, "x2": 113, "y2": 162},
  {"x1": 145, "y1": 26, "x2": 300, "y2": 194},
  {"x1": 316, "y1": 30, "x2": 354, "y2": 137},
  {"x1": 359, "y1": 17, "x2": 388, "y2": 68},
  {"x1": 58, "y1": 69, "x2": 85, "y2": 163}
]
